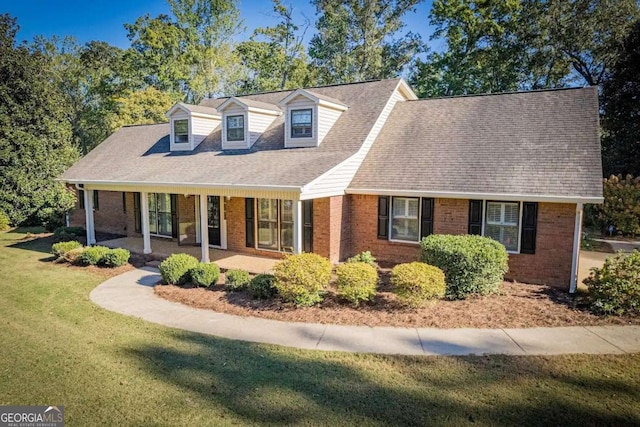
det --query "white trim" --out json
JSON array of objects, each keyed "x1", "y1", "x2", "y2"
[
  {"x1": 293, "y1": 199, "x2": 302, "y2": 254},
  {"x1": 199, "y1": 194, "x2": 209, "y2": 262},
  {"x1": 278, "y1": 88, "x2": 348, "y2": 111},
  {"x1": 347, "y1": 188, "x2": 603, "y2": 204},
  {"x1": 570, "y1": 202, "x2": 584, "y2": 293},
  {"x1": 217, "y1": 97, "x2": 282, "y2": 116},
  {"x1": 165, "y1": 103, "x2": 221, "y2": 119},
  {"x1": 195, "y1": 196, "x2": 201, "y2": 244},
  {"x1": 84, "y1": 189, "x2": 96, "y2": 245},
  {"x1": 140, "y1": 192, "x2": 152, "y2": 254},
  {"x1": 64, "y1": 179, "x2": 302, "y2": 193}
]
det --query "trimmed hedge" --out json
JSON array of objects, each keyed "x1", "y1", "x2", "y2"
[
  {"x1": 584, "y1": 250, "x2": 640, "y2": 315},
  {"x1": 100, "y1": 248, "x2": 130, "y2": 267},
  {"x1": 421, "y1": 234, "x2": 508, "y2": 299},
  {"x1": 159, "y1": 253, "x2": 199, "y2": 285},
  {"x1": 225, "y1": 269, "x2": 251, "y2": 291},
  {"x1": 391, "y1": 262, "x2": 446, "y2": 307},
  {"x1": 79, "y1": 246, "x2": 110, "y2": 266},
  {"x1": 273, "y1": 253, "x2": 332, "y2": 306},
  {"x1": 346, "y1": 251, "x2": 377, "y2": 266},
  {"x1": 190, "y1": 263, "x2": 221, "y2": 287},
  {"x1": 336, "y1": 262, "x2": 378, "y2": 306},
  {"x1": 52, "y1": 240, "x2": 83, "y2": 257},
  {"x1": 249, "y1": 274, "x2": 278, "y2": 299}
]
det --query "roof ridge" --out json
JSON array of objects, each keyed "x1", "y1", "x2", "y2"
[{"x1": 409, "y1": 86, "x2": 593, "y2": 102}]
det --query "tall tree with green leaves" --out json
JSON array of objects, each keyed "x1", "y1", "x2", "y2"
[
  {"x1": 0, "y1": 15, "x2": 78, "y2": 226},
  {"x1": 236, "y1": 0, "x2": 311, "y2": 93},
  {"x1": 601, "y1": 19, "x2": 640, "y2": 176},
  {"x1": 309, "y1": 0, "x2": 422, "y2": 84},
  {"x1": 110, "y1": 87, "x2": 177, "y2": 130}
]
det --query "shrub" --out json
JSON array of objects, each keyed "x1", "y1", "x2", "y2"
[
  {"x1": 158, "y1": 253, "x2": 200, "y2": 285},
  {"x1": 587, "y1": 175, "x2": 640, "y2": 236},
  {"x1": 53, "y1": 226, "x2": 85, "y2": 242},
  {"x1": 391, "y1": 262, "x2": 446, "y2": 307},
  {"x1": 190, "y1": 263, "x2": 221, "y2": 287},
  {"x1": 273, "y1": 253, "x2": 332, "y2": 306},
  {"x1": 100, "y1": 248, "x2": 130, "y2": 267},
  {"x1": 225, "y1": 269, "x2": 251, "y2": 291},
  {"x1": 249, "y1": 274, "x2": 278, "y2": 299},
  {"x1": 52, "y1": 240, "x2": 82, "y2": 257},
  {"x1": 336, "y1": 262, "x2": 378, "y2": 306},
  {"x1": 79, "y1": 246, "x2": 110, "y2": 266},
  {"x1": 63, "y1": 247, "x2": 85, "y2": 264},
  {"x1": 584, "y1": 250, "x2": 640, "y2": 315},
  {"x1": 421, "y1": 234, "x2": 508, "y2": 299},
  {"x1": 0, "y1": 211, "x2": 10, "y2": 231},
  {"x1": 346, "y1": 250, "x2": 377, "y2": 266}
]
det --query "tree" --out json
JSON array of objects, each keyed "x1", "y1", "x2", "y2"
[
  {"x1": 0, "y1": 15, "x2": 78, "y2": 226},
  {"x1": 236, "y1": 0, "x2": 311, "y2": 93},
  {"x1": 601, "y1": 20, "x2": 640, "y2": 176},
  {"x1": 309, "y1": 0, "x2": 422, "y2": 84},
  {"x1": 110, "y1": 87, "x2": 177, "y2": 130}
]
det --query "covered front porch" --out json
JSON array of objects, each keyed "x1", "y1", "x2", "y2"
[{"x1": 99, "y1": 236, "x2": 278, "y2": 274}]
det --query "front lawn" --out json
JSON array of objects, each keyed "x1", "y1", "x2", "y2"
[{"x1": 1, "y1": 228, "x2": 640, "y2": 425}]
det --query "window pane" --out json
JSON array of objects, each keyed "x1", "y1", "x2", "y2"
[
  {"x1": 158, "y1": 212, "x2": 172, "y2": 236},
  {"x1": 281, "y1": 200, "x2": 293, "y2": 223},
  {"x1": 258, "y1": 221, "x2": 278, "y2": 250},
  {"x1": 486, "y1": 202, "x2": 502, "y2": 223},
  {"x1": 227, "y1": 115, "x2": 244, "y2": 141},
  {"x1": 407, "y1": 199, "x2": 419, "y2": 217},
  {"x1": 157, "y1": 193, "x2": 171, "y2": 213},
  {"x1": 173, "y1": 120, "x2": 188, "y2": 143},
  {"x1": 391, "y1": 218, "x2": 419, "y2": 241},
  {"x1": 149, "y1": 211, "x2": 157, "y2": 234},
  {"x1": 392, "y1": 198, "x2": 406, "y2": 217},
  {"x1": 503, "y1": 203, "x2": 519, "y2": 225},
  {"x1": 148, "y1": 193, "x2": 156, "y2": 212},
  {"x1": 485, "y1": 224, "x2": 518, "y2": 251},
  {"x1": 291, "y1": 109, "x2": 311, "y2": 125},
  {"x1": 281, "y1": 222, "x2": 294, "y2": 252},
  {"x1": 258, "y1": 199, "x2": 277, "y2": 220}
]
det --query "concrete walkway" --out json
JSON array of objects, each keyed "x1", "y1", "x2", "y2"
[{"x1": 90, "y1": 267, "x2": 640, "y2": 356}]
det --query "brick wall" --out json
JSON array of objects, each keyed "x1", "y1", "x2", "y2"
[
  {"x1": 69, "y1": 189, "x2": 128, "y2": 236},
  {"x1": 177, "y1": 195, "x2": 197, "y2": 245},
  {"x1": 348, "y1": 194, "x2": 577, "y2": 289},
  {"x1": 312, "y1": 196, "x2": 350, "y2": 263}
]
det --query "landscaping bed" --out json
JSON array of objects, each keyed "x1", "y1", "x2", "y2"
[{"x1": 155, "y1": 273, "x2": 640, "y2": 329}]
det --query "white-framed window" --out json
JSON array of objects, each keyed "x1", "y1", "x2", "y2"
[
  {"x1": 484, "y1": 201, "x2": 520, "y2": 252},
  {"x1": 390, "y1": 197, "x2": 420, "y2": 242},
  {"x1": 173, "y1": 119, "x2": 189, "y2": 143},
  {"x1": 291, "y1": 108, "x2": 312, "y2": 138},
  {"x1": 257, "y1": 198, "x2": 294, "y2": 252},
  {"x1": 148, "y1": 193, "x2": 173, "y2": 237},
  {"x1": 226, "y1": 115, "x2": 244, "y2": 141}
]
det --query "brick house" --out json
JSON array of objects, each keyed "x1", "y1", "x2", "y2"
[{"x1": 60, "y1": 79, "x2": 603, "y2": 292}]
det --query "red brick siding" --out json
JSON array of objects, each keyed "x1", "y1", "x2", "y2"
[
  {"x1": 124, "y1": 192, "x2": 141, "y2": 238},
  {"x1": 312, "y1": 196, "x2": 350, "y2": 263},
  {"x1": 313, "y1": 198, "x2": 330, "y2": 259},
  {"x1": 69, "y1": 189, "x2": 128, "y2": 235},
  {"x1": 349, "y1": 194, "x2": 576, "y2": 289},
  {"x1": 177, "y1": 195, "x2": 197, "y2": 245}
]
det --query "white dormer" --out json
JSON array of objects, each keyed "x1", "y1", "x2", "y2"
[
  {"x1": 217, "y1": 97, "x2": 282, "y2": 150},
  {"x1": 166, "y1": 103, "x2": 221, "y2": 151},
  {"x1": 279, "y1": 89, "x2": 348, "y2": 148}
]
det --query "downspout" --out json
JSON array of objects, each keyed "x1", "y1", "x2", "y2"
[{"x1": 569, "y1": 202, "x2": 584, "y2": 293}]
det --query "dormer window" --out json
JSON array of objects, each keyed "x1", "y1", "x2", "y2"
[
  {"x1": 173, "y1": 119, "x2": 189, "y2": 143},
  {"x1": 291, "y1": 109, "x2": 313, "y2": 138},
  {"x1": 226, "y1": 115, "x2": 245, "y2": 141}
]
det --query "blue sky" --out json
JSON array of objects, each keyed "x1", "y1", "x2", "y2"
[{"x1": 4, "y1": 0, "x2": 437, "y2": 49}]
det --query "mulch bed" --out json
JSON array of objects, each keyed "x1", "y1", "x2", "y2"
[{"x1": 154, "y1": 271, "x2": 640, "y2": 329}]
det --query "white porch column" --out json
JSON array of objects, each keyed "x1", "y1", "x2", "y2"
[
  {"x1": 84, "y1": 189, "x2": 96, "y2": 245},
  {"x1": 199, "y1": 195, "x2": 210, "y2": 262},
  {"x1": 220, "y1": 196, "x2": 228, "y2": 250},
  {"x1": 569, "y1": 202, "x2": 584, "y2": 293},
  {"x1": 293, "y1": 199, "x2": 303, "y2": 254},
  {"x1": 140, "y1": 192, "x2": 152, "y2": 254}
]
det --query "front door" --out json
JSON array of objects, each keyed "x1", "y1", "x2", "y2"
[{"x1": 207, "y1": 196, "x2": 221, "y2": 246}]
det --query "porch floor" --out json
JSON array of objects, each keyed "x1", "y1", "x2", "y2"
[{"x1": 99, "y1": 237, "x2": 278, "y2": 274}]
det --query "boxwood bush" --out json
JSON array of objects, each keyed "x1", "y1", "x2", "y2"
[
  {"x1": 346, "y1": 251, "x2": 377, "y2": 267},
  {"x1": 159, "y1": 253, "x2": 199, "y2": 285},
  {"x1": 249, "y1": 274, "x2": 278, "y2": 299},
  {"x1": 391, "y1": 262, "x2": 446, "y2": 307},
  {"x1": 225, "y1": 269, "x2": 251, "y2": 291},
  {"x1": 63, "y1": 247, "x2": 85, "y2": 264},
  {"x1": 79, "y1": 246, "x2": 110, "y2": 266},
  {"x1": 190, "y1": 263, "x2": 221, "y2": 287},
  {"x1": 336, "y1": 262, "x2": 378, "y2": 306},
  {"x1": 100, "y1": 248, "x2": 130, "y2": 267},
  {"x1": 52, "y1": 240, "x2": 83, "y2": 257},
  {"x1": 421, "y1": 234, "x2": 508, "y2": 299},
  {"x1": 273, "y1": 253, "x2": 332, "y2": 306},
  {"x1": 584, "y1": 250, "x2": 640, "y2": 315}
]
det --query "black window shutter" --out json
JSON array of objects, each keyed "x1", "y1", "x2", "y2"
[
  {"x1": 468, "y1": 200, "x2": 483, "y2": 235},
  {"x1": 245, "y1": 198, "x2": 254, "y2": 247},
  {"x1": 133, "y1": 193, "x2": 141, "y2": 233},
  {"x1": 170, "y1": 194, "x2": 178, "y2": 238},
  {"x1": 420, "y1": 198, "x2": 434, "y2": 239},
  {"x1": 79, "y1": 189, "x2": 85, "y2": 209},
  {"x1": 303, "y1": 200, "x2": 313, "y2": 252},
  {"x1": 122, "y1": 192, "x2": 127, "y2": 213},
  {"x1": 93, "y1": 191, "x2": 99, "y2": 210},
  {"x1": 377, "y1": 196, "x2": 389, "y2": 240},
  {"x1": 520, "y1": 202, "x2": 538, "y2": 254}
]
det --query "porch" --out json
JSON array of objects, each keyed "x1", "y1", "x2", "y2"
[{"x1": 99, "y1": 236, "x2": 278, "y2": 274}]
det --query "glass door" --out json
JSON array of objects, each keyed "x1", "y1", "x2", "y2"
[{"x1": 207, "y1": 196, "x2": 221, "y2": 247}]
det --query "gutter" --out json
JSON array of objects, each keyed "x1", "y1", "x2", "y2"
[
  {"x1": 346, "y1": 188, "x2": 603, "y2": 204},
  {"x1": 59, "y1": 179, "x2": 303, "y2": 193}
]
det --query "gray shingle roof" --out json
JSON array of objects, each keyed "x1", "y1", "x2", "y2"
[
  {"x1": 61, "y1": 79, "x2": 401, "y2": 187},
  {"x1": 303, "y1": 90, "x2": 348, "y2": 107},
  {"x1": 176, "y1": 103, "x2": 219, "y2": 116},
  {"x1": 349, "y1": 87, "x2": 603, "y2": 199},
  {"x1": 220, "y1": 97, "x2": 282, "y2": 112}
]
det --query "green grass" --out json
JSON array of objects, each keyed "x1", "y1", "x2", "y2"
[{"x1": 1, "y1": 228, "x2": 640, "y2": 426}]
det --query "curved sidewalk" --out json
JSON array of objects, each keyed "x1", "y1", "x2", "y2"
[{"x1": 90, "y1": 267, "x2": 640, "y2": 356}]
